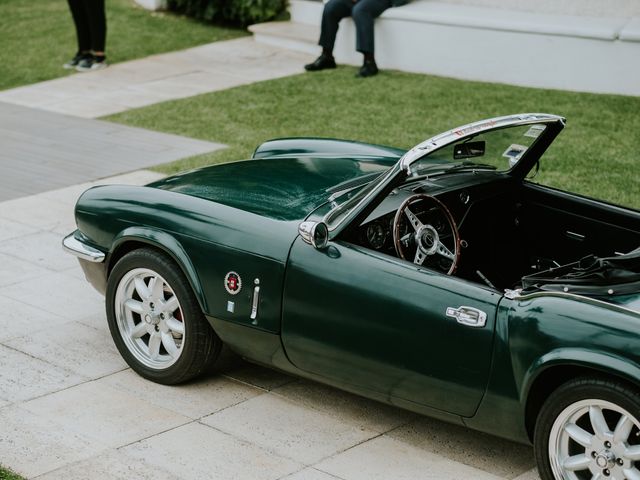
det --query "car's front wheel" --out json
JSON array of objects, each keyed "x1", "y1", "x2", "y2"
[
  {"x1": 534, "y1": 377, "x2": 640, "y2": 480},
  {"x1": 106, "y1": 248, "x2": 221, "y2": 384}
]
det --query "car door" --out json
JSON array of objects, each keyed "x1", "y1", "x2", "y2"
[{"x1": 281, "y1": 237, "x2": 500, "y2": 417}]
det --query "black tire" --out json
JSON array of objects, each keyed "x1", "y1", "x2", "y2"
[
  {"x1": 106, "y1": 248, "x2": 221, "y2": 384},
  {"x1": 534, "y1": 376, "x2": 640, "y2": 480}
]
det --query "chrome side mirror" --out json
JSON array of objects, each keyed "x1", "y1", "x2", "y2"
[{"x1": 298, "y1": 221, "x2": 329, "y2": 249}]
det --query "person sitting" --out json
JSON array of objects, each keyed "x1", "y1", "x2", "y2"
[{"x1": 304, "y1": 0, "x2": 408, "y2": 77}]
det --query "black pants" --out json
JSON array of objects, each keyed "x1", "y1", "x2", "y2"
[
  {"x1": 319, "y1": 0, "x2": 392, "y2": 54},
  {"x1": 67, "y1": 0, "x2": 107, "y2": 52}
]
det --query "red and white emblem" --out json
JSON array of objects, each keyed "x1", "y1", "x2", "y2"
[{"x1": 224, "y1": 271, "x2": 242, "y2": 295}]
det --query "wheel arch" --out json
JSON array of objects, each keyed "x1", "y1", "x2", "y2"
[
  {"x1": 522, "y1": 349, "x2": 640, "y2": 441},
  {"x1": 107, "y1": 227, "x2": 208, "y2": 313}
]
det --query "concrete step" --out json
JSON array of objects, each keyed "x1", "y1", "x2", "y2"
[{"x1": 248, "y1": 21, "x2": 320, "y2": 56}]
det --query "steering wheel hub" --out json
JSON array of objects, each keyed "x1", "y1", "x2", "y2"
[{"x1": 416, "y1": 225, "x2": 439, "y2": 255}]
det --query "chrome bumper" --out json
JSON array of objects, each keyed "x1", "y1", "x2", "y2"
[{"x1": 62, "y1": 233, "x2": 106, "y2": 263}]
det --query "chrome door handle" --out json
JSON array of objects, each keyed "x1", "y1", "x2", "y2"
[
  {"x1": 250, "y1": 284, "x2": 260, "y2": 322},
  {"x1": 446, "y1": 306, "x2": 487, "y2": 328}
]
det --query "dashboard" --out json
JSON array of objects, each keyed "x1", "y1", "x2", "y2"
[{"x1": 349, "y1": 174, "x2": 515, "y2": 261}]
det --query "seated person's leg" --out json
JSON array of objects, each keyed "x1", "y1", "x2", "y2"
[
  {"x1": 306, "y1": 0, "x2": 353, "y2": 71},
  {"x1": 352, "y1": 0, "x2": 392, "y2": 77}
]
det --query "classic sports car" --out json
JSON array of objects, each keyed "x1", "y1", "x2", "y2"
[{"x1": 63, "y1": 114, "x2": 640, "y2": 480}]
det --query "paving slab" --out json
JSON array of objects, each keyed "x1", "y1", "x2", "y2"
[
  {"x1": 101, "y1": 368, "x2": 264, "y2": 420},
  {"x1": 0, "y1": 404, "x2": 106, "y2": 478},
  {"x1": 314, "y1": 434, "x2": 505, "y2": 480},
  {"x1": 21, "y1": 381, "x2": 191, "y2": 448},
  {"x1": 5, "y1": 322, "x2": 127, "y2": 379},
  {"x1": 217, "y1": 350, "x2": 297, "y2": 391},
  {"x1": 387, "y1": 416, "x2": 535, "y2": 478},
  {"x1": 0, "y1": 344, "x2": 86, "y2": 403},
  {"x1": 0, "y1": 193, "x2": 77, "y2": 231},
  {"x1": 0, "y1": 218, "x2": 38, "y2": 242},
  {"x1": 273, "y1": 379, "x2": 416, "y2": 434},
  {"x1": 282, "y1": 468, "x2": 345, "y2": 480},
  {"x1": 0, "y1": 271, "x2": 104, "y2": 322},
  {"x1": 36, "y1": 449, "x2": 182, "y2": 480},
  {"x1": 0, "y1": 252, "x2": 52, "y2": 288},
  {"x1": 0, "y1": 295, "x2": 68, "y2": 343},
  {"x1": 513, "y1": 469, "x2": 542, "y2": 480},
  {"x1": 0, "y1": 102, "x2": 223, "y2": 201},
  {"x1": 201, "y1": 393, "x2": 380, "y2": 465},
  {"x1": 77, "y1": 310, "x2": 111, "y2": 335},
  {"x1": 122, "y1": 422, "x2": 301, "y2": 480},
  {"x1": 0, "y1": 230, "x2": 79, "y2": 271}
]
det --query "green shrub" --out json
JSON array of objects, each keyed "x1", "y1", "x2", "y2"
[{"x1": 168, "y1": 0, "x2": 287, "y2": 25}]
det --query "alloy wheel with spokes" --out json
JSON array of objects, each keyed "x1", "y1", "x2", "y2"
[
  {"x1": 115, "y1": 268, "x2": 185, "y2": 369},
  {"x1": 550, "y1": 400, "x2": 640, "y2": 480},
  {"x1": 106, "y1": 248, "x2": 221, "y2": 384},
  {"x1": 535, "y1": 378, "x2": 640, "y2": 480}
]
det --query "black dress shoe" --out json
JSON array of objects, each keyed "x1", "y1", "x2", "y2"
[
  {"x1": 356, "y1": 59, "x2": 378, "y2": 78},
  {"x1": 305, "y1": 54, "x2": 337, "y2": 71}
]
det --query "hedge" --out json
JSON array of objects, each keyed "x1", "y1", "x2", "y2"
[{"x1": 167, "y1": 0, "x2": 287, "y2": 26}]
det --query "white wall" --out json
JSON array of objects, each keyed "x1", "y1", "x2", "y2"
[{"x1": 438, "y1": 0, "x2": 640, "y2": 17}]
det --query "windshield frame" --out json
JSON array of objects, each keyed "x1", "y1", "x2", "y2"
[{"x1": 323, "y1": 113, "x2": 565, "y2": 239}]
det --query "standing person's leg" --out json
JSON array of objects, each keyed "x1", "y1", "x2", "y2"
[
  {"x1": 352, "y1": 0, "x2": 392, "y2": 77},
  {"x1": 305, "y1": 0, "x2": 352, "y2": 71},
  {"x1": 64, "y1": 0, "x2": 92, "y2": 69},
  {"x1": 76, "y1": 0, "x2": 108, "y2": 71}
]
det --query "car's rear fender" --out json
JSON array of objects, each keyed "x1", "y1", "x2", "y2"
[
  {"x1": 508, "y1": 294, "x2": 640, "y2": 397},
  {"x1": 465, "y1": 296, "x2": 640, "y2": 443},
  {"x1": 109, "y1": 227, "x2": 208, "y2": 312},
  {"x1": 521, "y1": 349, "x2": 640, "y2": 440},
  {"x1": 522, "y1": 348, "x2": 640, "y2": 402}
]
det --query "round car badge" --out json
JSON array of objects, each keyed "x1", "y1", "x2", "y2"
[{"x1": 224, "y1": 271, "x2": 242, "y2": 295}]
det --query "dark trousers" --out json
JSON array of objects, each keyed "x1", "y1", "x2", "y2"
[
  {"x1": 67, "y1": 0, "x2": 107, "y2": 52},
  {"x1": 319, "y1": 0, "x2": 392, "y2": 54}
]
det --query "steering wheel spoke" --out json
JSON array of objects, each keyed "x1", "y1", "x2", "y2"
[
  {"x1": 414, "y1": 248, "x2": 427, "y2": 265},
  {"x1": 436, "y1": 242, "x2": 455, "y2": 261},
  {"x1": 404, "y1": 207, "x2": 423, "y2": 232}
]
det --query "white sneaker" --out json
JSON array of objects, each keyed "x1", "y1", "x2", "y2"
[{"x1": 76, "y1": 56, "x2": 108, "y2": 72}]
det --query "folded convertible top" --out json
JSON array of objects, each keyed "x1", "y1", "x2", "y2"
[{"x1": 522, "y1": 247, "x2": 640, "y2": 296}]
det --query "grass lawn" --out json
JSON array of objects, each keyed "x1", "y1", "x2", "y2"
[
  {"x1": 0, "y1": 466, "x2": 23, "y2": 480},
  {"x1": 107, "y1": 67, "x2": 640, "y2": 210},
  {"x1": 0, "y1": 0, "x2": 247, "y2": 91}
]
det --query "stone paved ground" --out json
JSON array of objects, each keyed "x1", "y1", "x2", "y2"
[
  {"x1": 0, "y1": 36, "x2": 542, "y2": 480},
  {"x1": 0, "y1": 102, "x2": 224, "y2": 201},
  {"x1": 0, "y1": 37, "x2": 308, "y2": 118}
]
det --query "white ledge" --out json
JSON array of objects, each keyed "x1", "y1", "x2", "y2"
[
  {"x1": 619, "y1": 17, "x2": 640, "y2": 41},
  {"x1": 382, "y1": 2, "x2": 628, "y2": 41}
]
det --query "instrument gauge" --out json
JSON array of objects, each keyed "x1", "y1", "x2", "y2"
[{"x1": 366, "y1": 223, "x2": 387, "y2": 249}]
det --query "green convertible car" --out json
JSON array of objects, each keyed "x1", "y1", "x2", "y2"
[{"x1": 64, "y1": 114, "x2": 640, "y2": 480}]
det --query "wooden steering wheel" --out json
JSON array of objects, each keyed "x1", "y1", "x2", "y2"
[{"x1": 392, "y1": 194, "x2": 461, "y2": 275}]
